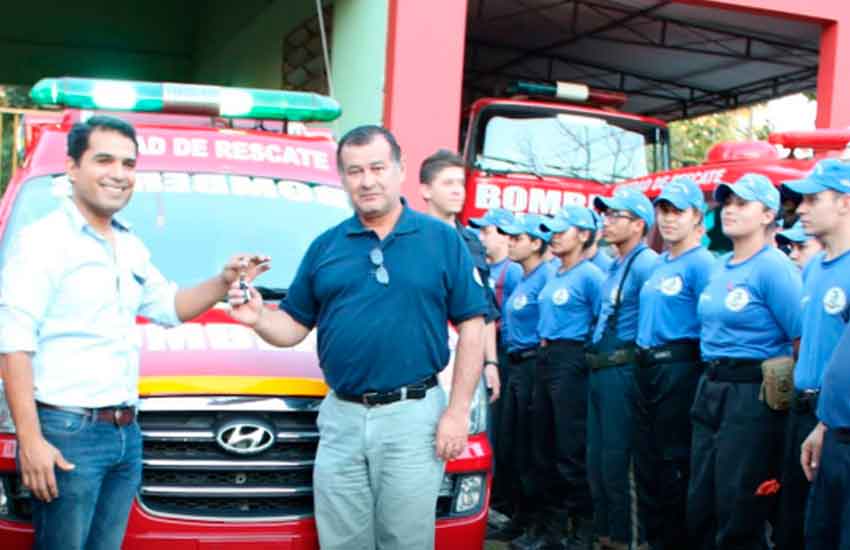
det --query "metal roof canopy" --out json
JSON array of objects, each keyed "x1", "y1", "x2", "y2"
[{"x1": 464, "y1": 0, "x2": 821, "y2": 121}]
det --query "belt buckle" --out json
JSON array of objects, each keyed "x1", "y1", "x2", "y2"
[{"x1": 361, "y1": 392, "x2": 378, "y2": 406}]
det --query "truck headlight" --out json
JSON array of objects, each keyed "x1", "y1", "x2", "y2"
[
  {"x1": 467, "y1": 379, "x2": 489, "y2": 435},
  {"x1": 0, "y1": 382, "x2": 15, "y2": 434}
]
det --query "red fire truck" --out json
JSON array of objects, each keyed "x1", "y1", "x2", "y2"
[
  {"x1": 0, "y1": 77, "x2": 491, "y2": 549},
  {"x1": 459, "y1": 80, "x2": 849, "y2": 249}
]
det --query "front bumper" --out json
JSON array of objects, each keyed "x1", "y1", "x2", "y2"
[{"x1": 0, "y1": 433, "x2": 491, "y2": 550}]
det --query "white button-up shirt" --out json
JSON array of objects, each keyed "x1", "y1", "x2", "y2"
[{"x1": 0, "y1": 199, "x2": 179, "y2": 407}]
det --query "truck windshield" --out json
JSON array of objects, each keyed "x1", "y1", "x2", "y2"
[
  {"x1": 0, "y1": 173, "x2": 352, "y2": 291},
  {"x1": 476, "y1": 111, "x2": 666, "y2": 183}
]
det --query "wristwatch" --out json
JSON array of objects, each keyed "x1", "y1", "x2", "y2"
[{"x1": 484, "y1": 360, "x2": 499, "y2": 368}]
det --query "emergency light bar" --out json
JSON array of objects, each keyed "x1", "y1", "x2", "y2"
[
  {"x1": 30, "y1": 77, "x2": 341, "y2": 122},
  {"x1": 509, "y1": 80, "x2": 627, "y2": 108}
]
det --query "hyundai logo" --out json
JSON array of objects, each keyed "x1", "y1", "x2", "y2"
[{"x1": 216, "y1": 420, "x2": 275, "y2": 455}]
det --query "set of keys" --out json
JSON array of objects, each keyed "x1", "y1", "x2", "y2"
[{"x1": 237, "y1": 255, "x2": 271, "y2": 305}]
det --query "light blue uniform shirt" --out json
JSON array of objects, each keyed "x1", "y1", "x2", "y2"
[
  {"x1": 637, "y1": 246, "x2": 715, "y2": 348},
  {"x1": 698, "y1": 245, "x2": 802, "y2": 361},
  {"x1": 795, "y1": 249, "x2": 850, "y2": 390},
  {"x1": 504, "y1": 261, "x2": 553, "y2": 352},
  {"x1": 489, "y1": 258, "x2": 523, "y2": 344},
  {"x1": 592, "y1": 243, "x2": 658, "y2": 344},
  {"x1": 538, "y1": 259, "x2": 604, "y2": 342},
  {"x1": 590, "y1": 249, "x2": 614, "y2": 273},
  {"x1": 0, "y1": 199, "x2": 180, "y2": 407}
]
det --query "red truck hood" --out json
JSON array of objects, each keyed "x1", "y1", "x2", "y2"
[{"x1": 137, "y1": 308, "x2": 327, "y2": 398}]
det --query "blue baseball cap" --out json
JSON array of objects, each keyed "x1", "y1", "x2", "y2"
[
  {"x1": 654, "y1": 176, "x2": 706, "y2": 211},
  {"x1": 775, "y1": 220, "x2": 810, "y2": 246},
  {"x1": 468, "y1": 207, "x2": 516, "y2": 228},
  {"x1": 541, "y1": 205, "x2": 597, "y2": 233},
  {"x1": 589, "y1": 209, "x2": 603, "y2": 231},
  {"x1": 498, "y1": 213, "x2": 551, "y2": 243},
  {"x1": 782, "y1": 159, "x2": 850, "y2": 196},
  {"x1": 594, "y1": 187, "x2": 655, "y2": 227},
  {"x1": 714, "y1": 173, "x2": 780, "y2": 212}
]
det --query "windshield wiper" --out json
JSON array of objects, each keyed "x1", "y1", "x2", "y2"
[
  {"x1": 474, "y1": 154, "x2": 543, "y2": 179},
  {"x1": 254, "y1": 286, "x2": 288, "y2": 300}
]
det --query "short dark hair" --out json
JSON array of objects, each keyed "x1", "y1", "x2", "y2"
[
  {"x1": 581, "y1": 228, "x2": 596, "y2": 251},
  {"x1": 420, "y1": 149, "x2": 465, "y2": 184},
  {"x1": 67, "y1": 115, "x2": 138, "y2": 164},
  {"x1": 336, "y1": 125, "x2": 401, "y2": 171}
]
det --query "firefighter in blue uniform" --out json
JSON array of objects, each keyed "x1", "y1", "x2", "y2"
[
  {"x1": 588, "y1": 188, "x2": 658, "y2": 550},
  {"x1": 773, "y1": 160, "x2": 850, "y2": 550},
  {"x1": 469, "y1": 207, "x2": 523, "y2": 519},
  {"x1": 775, "y1": 219, "x2": 823, "y2": 269},
  {"x1": 688, "y1": 174, "x2": 802, "y2": 550},
  {"x1": 497, "y1": 214, "x2": 554, "y2": 548},
  {"x1": 533, "y1": 206, "x2": 604, "y2": 549},
  {"x1": 633, "y1": 177, "x2": 715, "y2": 550}
]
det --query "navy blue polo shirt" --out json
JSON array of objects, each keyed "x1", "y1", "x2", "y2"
[
  {"x1": 504, "y1": 261, "x2": 554, "y2": 353},
  {"x1": 818, "y1": 321, "x2": 850, "y2": 429},
  {"x1": 538, "y1": 259, "x2": 604, "y2": 342},
  {"x1": 795, "y1": 249, "x2": 850, "y2": 390},
  {"x1": 637, "y1": 246, "x2": 715, "y2": 348},
  {"x1": 280, "y1": 203, "x2": 488, "y2": 395},
  {"x1": 592, "y1": 243, "x2": 658, "y2": 344},
  {"x1": 698, "y1": 245, "x2": 801, "y2": 361}
]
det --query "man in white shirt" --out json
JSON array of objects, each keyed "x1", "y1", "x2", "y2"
[{"x1": 0, "y1": 115, "x2": 267, "y2": 550}]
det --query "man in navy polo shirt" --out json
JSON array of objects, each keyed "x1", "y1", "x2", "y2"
[
  {"x1": 228, "y1": 125, "x2": 487, "y2": 550},
  {"x1": 802, "y1": 321, "x2": 850, "y2": 550},
  {"x1": 589, "y1": 187, "x2": 658, "y2": 550},
  {"x1": 775, "y1": 159, "x2": 850, "y2": 550}
]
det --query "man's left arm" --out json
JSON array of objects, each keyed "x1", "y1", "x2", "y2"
[
  {"x1": 174, "y1": 255, "x2": 270, "y2": 322},
  {"x1": 436, "y1": 315, "x2": 484, "y2": 461}
]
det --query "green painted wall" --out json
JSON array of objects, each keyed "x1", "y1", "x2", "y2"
[{"x1": 330, "y1": 0, "x2": 389, "y2": 134}]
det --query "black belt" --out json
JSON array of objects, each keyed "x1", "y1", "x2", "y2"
[
  {"x1": 792, "y1": 389, "x2": 820, "y2": 415},
  {"x1": 638, "y1": 340, "x2": 700, "y2": 367},
  {"x1": 509, "y1": 347, "x2": 539, "y2": 363},
  {"x1": 702, "y1": 358, "x2": 763, "y2": 383},
  {"x1": 335, "y1": 375, "x2": 438, "y2": 407},
  {"x1": 587, "y1": 347, "x2": 636, "y2": 370},
  {"x1": 36, "y1": 401, "x2": 136, "y2": 427}
]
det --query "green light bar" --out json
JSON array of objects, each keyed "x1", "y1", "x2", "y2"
[{"x1": 30, "y1": 77, "x2": 341, "y2": 122}]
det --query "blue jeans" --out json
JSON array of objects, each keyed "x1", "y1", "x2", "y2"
[
  {"x1": 28, "y1": 407, "x2": 142, "y2": 550},
  {"x1": 313, "y1": 387, "x2": 447, "y2": 550}
]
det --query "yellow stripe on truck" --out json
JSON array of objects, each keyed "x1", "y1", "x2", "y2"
[{"x1": 139, "y1": 376, "x2": 329, "y2": 397}]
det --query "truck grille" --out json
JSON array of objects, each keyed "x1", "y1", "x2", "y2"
[{"x1": 137, "y1": 396, "x2": 321, "y2": 522}]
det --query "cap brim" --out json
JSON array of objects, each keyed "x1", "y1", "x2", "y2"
[
  {"x1": 594, "y1": 195, "x2": 626, "y2": 212},
  {"x1": 467, "y1": 216, "x2": 489, "y2": 228},
  {"x1": 498, "y1": 224, "x2": 525, "y2": 236},
  {"x1": 714, "y1": 182, "x2": 759, "y2": 203},
  {"x1": 541, "y1": 219, "x2": 570, "y2": 233},
  {"x1": 782, "y1": 178, "x2": 829, "y2": 196},
  {"x1": 653, "y1": 195, "x2": 690, "y2": 210}
]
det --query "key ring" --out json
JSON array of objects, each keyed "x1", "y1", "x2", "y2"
[{"x1": 239, "y1": 256, "x2": 250, "y2": 304}]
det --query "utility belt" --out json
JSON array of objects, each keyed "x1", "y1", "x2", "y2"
[
  {"x1": 586, "y1": 347, "x2": 637, "y2": 371},
  {"x1": 335, "y1": 375, "x2": 438, "y2": 407},
  {"x1": 36, "y1": 401, "x2": 137, "y2": 427},
  {"x1": 638, "y1": 340, "x2": 701, "y2": 368},
  {"x1": 792, "y1": 389, "x2": 820, "y2": 415},
  {"x1": 508, "y1": 347, "x2": 539, "y2": 363},
  {"x1": 704, "y1": 355, "x2": 796, "y2": 411}
]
